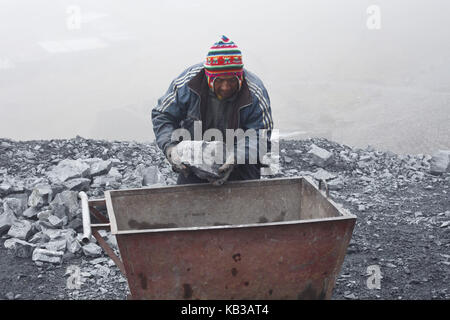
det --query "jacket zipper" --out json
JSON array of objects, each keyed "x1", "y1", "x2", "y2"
[
  {"x1": 237, "y1": 103, "x2": 252, "y2": 128},
  {"x1": 188, "y1": 87, "x2": 201, "y2": 122}
]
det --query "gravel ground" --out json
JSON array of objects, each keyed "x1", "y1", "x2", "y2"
[{"x1": 0, "y1": 137, "x2": 449, "y2": 300}]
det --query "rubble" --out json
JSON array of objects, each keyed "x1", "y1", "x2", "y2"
[
  {"x1": 82, "y1": 243, "x2": 103, "y2": 257},
  {"x1": 50, "y1": 191, "x2": 80, "y2": 221},
  {"x1": 84, "y1": 158, "x2": 112, "y2": 177},
  {"x1": 3, "y1": 195, "x2": 28, "y2": 217},
  {"x1": 0, "y1": 136, "x2": 449, "y2": 300},
  {"x1": 311, "y1": 168, "x2": 337, "y2": 181},
  {"x1": 22, "y1": 207, "x2": 38, "y2": 219},
  {"x1": 7, "y1": 220, "x2": 34, "y2": 240},
  {"x1": 307, "y1": 144, "x2": 334, "y2": 167},
  {"x1": 28, "y1": 184, "x2": 53, "y2": 208},
  {"x1": 46, "y1": 159, "x2": 90, "y2": 184},
  {"x1": 4, "y1": 238, "x2": 36, "y2": 258},
  {"x1": 32, "y1": 248, "x2": 64, "y2": 264},
  {"x1": 91, "y1": 167, "x2": 122, "y2": 189},
  {"x1": 430, "y1": 150, "x2": 450, "y2": 175},
  {"x1": 63, "y1": 178, "x2": 91, "y2": 191},
  {"x1": 327, "y1": 177, "x2": 345, "y2": 190},
  {"x1": 46, "y1": 215, "x2": 64, "y2": 228},
  {"x1": 0, "y1": 211, "x2": 16, "y2": 236},
  {"x1": 43, "y1": 238, "x2": 67, "y2": 252},
  {"x1": 28, "y1": 231, "x2": 50, "y2": 245}
]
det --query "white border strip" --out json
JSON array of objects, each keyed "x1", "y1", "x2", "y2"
[{"x1": 105, "y1": 190, "x2": 119, "y2": 235}]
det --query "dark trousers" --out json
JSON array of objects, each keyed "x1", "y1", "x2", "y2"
[{"x1": 176, "y1": 164, "x2": 261, "y2": 185}]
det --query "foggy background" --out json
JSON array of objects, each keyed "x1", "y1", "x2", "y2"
[{"x1": 0, "y1": 0, "x2": 449, "y2": 155}]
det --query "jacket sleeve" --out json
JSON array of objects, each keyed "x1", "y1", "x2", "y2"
[
  {"x1": 151, "y1": 67, "x2": 197, "y2": 156},
  {"x1": 235, "y1": 83, "x2": 274, "y2": 166}
]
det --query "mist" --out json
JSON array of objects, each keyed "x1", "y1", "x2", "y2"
[{"x1": 0, "y1": 0, "x2": 449, "y2": 154}]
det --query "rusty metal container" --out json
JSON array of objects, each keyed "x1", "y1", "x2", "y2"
[{"x1": 97, "y1": 176, "x2": 355, "y2": 300}]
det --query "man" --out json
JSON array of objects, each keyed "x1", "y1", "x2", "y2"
[{"x1": 151, "y1": 35, "x2": 273, "y2": 185}]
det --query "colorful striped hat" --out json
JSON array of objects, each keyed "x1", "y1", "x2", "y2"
[{"x1": 204, "y1": 35, "x2": 244, "y2": 91}]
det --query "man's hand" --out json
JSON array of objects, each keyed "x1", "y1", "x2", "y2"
[
  {"x1": 209, "y1": 154, "x2": 235, "y2": 186},
  {"x1": 166, "y1": 145, "x2": 190, "y2": 177}
]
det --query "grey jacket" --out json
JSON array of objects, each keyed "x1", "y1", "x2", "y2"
[{"x1": 151, "y1": 63, "x2": 274, "y2": 171}]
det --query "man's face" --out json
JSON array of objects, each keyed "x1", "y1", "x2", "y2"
[{"x1": 213, "y1": 75, "x2": 239, "y2": 100}]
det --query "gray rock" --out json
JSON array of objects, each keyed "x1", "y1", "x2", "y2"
[
  {"x1": 312, "y1": 168, "x2": 337, "y2": 181},
  {"x1": 106, "y1": 234, "x2": 118, "y2": 250},
  {"x1": 43, "y1": 238, "x2": 67, "y2": 252},
  {"x1": 122, "y1": 164, "x2": 146, "y2": 188},
  {"x1": 0, "y1": 141, "x2": 12, "y2": 148},
  {"x1": 430, "y1": 150, "x2": 450, "y2": 175},
  {"x1": 359, "y1": 154, "x2": 373, "y2": 162},
  {"x1": 41, "y1": 228, "x2": 65, "y2": 240},
  {"x1": 440, "y1": 221, "x2": 450, "y2": 228},
  {"x1": 32, "y1": 248, "x2": 63, "y2": 264},
  {"x1": 22, "y1": 207, "x2": 39, "y2": 219},
  {"x1": 63, "y1": 178, "x2": 91, "y2": 191},
  {"x1": 30, "y1": 221, "x2": 42, "y2": 234},
  {"x1": 46, "y1": 159, "x2": 90, "y2": 184},
  {"x1": 0, "y1": 212, "x2": 16, "y2": 236},
  {"x1": 37, "y1": 209, "x2": 53, "y2": 221},
  {"x1": 90, "y1": 257, "x2": 109, "y2": 265},
  {"x1": 61, "y1": 228, "x2": 77, "y2": 240},
  {"x1": 7, "y1": 220, "x2": 34, "y2": 240},
  {"x1": 0, "y1": 182, "x2": 12, "y2": 196},
  {"x1": 85, "y1": 158, "x2": 112, "y2": 177},
  {"x1": 4, "y1": 238, "x2": 36, "y2": 258},
  {"x1": 344, "y1": 293, "x2": 357, "y2": 300},
  {"x1": 67, "y1": 237, "x2": 82, "y2": 254},
  {"x1": 4, "y1": 238, "x2": 18, "y2": 249},
  {"x1": 5, "y1": 292, "x2": 14, "y2": 300},
  {"x1": 142, "y1": 166, "x2": 166, "y2": 186},
  {"x1": 93, "y1": 264, "x2": 110, "y2": 278},
  {"x1": 176, "y1": 141, "x2": 226, "y2": 180},
  {"x1": 308, "y1": 144, "x2": 334, "y2": 167},
  {"x1": 284, "y1": 156, "x2": 293, "y2": 164},
  {"x1": 62, "y1": 252, "x2": 76, "y2": 262},
  {"x1": 47, "y1": 215, "x2": 64, "y2": 228},
  {"x1": 28, "y1": 184, "x2": 53, "y2": 208},
  {"x1": 67, "y1": 217, "x2": 83, "y2": 231},
  {"x1": 328, "y1": 177, "x2": 345, "y2": 190},
  {"x1": 3, "y1": 195, "x2": 28, "y2": 217},
  {"x1": 50, "y1": 191, "x2": 80, "y2": 220},
  {"x1": 82, "y1": 243, "x2": 103, "y2": 257},
  {"x1": 92, "y1": 167, "x2": 122, "y2": 188},
  {"x1": 97, "y1": 229, "x2": 108, "y2": 237},
  {"x1": 28, "y1": 231, "x2": 50, "y2": 245}
]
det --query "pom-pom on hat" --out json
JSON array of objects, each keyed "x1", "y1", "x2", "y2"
[{"x1": 204, "y1": 35, "x2": 244, "y2": 91}]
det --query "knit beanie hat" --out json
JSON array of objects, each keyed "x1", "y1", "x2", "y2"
[{"x1": 204, "y1": 35, "x2": 244, "y2": 91}]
